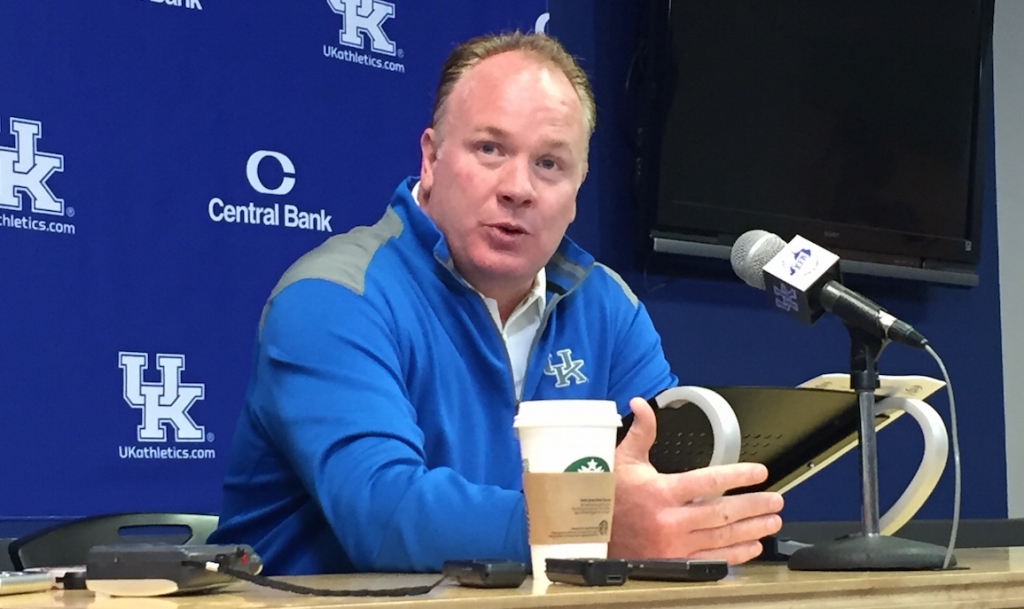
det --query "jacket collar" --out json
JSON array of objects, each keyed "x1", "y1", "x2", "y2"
[{"x1": 390, "y1": 177, "x2": 595, "y2": 294}]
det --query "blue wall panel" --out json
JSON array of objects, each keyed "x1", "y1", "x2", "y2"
[{"x1": 0, "y1": 0, "x2": 547, "y2": 531}]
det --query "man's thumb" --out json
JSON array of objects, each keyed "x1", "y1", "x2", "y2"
[{"x1": 617, "y1": 397, "x2": 658, "y2": 462}]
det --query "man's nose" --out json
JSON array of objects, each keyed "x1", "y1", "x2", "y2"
[{"x1": 497, "y1": 157, "x2": 535, "y2": 206}]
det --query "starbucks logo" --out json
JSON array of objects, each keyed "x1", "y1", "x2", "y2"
[{"x1": 564, "y1": 457, "x2": 610, "y2": 473}]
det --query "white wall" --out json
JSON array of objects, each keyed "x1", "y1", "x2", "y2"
[{"x1": 995, "y1": 0, "x2": 1024, "y2": 517}]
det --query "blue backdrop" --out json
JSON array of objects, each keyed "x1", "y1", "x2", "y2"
[
  {"x1": 0, "y1": 0, "x2": 1007, "y2": 538},
  {"x1": 0, "y1": 0, "x2": 547, "y2": 534}
]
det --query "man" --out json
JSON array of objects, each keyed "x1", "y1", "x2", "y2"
[{"x1": 209, "y1": 32, "x2": 783, "y2": 575}]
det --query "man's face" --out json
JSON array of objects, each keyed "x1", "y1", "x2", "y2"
[{"x1": 418, "y1": 50, "x2": 589, "y2": 297}]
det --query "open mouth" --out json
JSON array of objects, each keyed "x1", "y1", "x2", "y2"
[{"x1": 491, "y1": 223, "x2": 527, "y2": 236}]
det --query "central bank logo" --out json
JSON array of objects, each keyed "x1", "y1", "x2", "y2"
[
  {"x1": 0, "y1": 117, "x2": 65, "y2": 216},
  {"x1": 535, "y1": 12, "x2": 550, "y2": 34},
  {"x1": 208, "y1": 150, "x2": 333, "y2": 232},
  {"x1": 120, "y1": 352, "x2": 206, "y2": 443},
  {"x1": 247, "y1": 150, "x2": 294, "y2": 195},
  {"x1": 327, "y1": 0, "x2": 396, "y2": 56}
]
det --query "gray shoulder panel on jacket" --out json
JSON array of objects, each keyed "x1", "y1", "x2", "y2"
[
  {"x1": 259, "y1": 207, "x2": 404, "y2": 332},
  {"x1": 594, "y1": 262, "x2": 639, "y2": 309}
]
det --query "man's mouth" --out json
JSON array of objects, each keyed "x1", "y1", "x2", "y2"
[{"x1": 489, "y1": 222, "x2": 528, "y2": 236}]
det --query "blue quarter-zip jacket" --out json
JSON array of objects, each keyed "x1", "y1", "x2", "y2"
[{"x1": 208, "y1": 178, "x2": 677, "y2": 574}]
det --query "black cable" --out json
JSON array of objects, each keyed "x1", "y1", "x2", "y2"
[{"x1": 181, "y1": 560, "x2": 447, "y2": 598}]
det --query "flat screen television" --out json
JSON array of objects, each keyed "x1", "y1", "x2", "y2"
[{"x1": 641, "y1": 0, "x2": 994, "y2": 285}]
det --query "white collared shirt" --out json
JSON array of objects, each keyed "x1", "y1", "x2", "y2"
[{"x1": 412, "y1": 182, "x2": 546, "y2": 398}]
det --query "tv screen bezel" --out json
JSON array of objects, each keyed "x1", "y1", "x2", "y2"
[{"x1": 646, "y1": 0, "x2": 994, "y2": 271}]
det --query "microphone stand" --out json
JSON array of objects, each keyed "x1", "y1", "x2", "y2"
[{"x1": 788, "y1": 324, "x2": 953, "y2": 570}]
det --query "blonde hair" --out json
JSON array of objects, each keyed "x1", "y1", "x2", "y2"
[{"x1": 430, "y1": 31, "x2": 596, "y2": 140}]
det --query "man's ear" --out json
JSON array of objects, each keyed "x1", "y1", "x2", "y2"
[{"x1": 419, "y1": 128, "x2": 439, "y2": 202}]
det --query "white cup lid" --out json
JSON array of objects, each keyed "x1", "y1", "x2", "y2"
[{"x1": 513, "y1": 399, "x2": 622, "y2": 429}]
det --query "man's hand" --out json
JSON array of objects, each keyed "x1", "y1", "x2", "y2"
[{"x1": 609, "y1": 397, "x2": 784, "y2": 564}]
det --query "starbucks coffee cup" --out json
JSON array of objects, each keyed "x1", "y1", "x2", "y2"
[{"x1": 513, "y1": 400, "x2": 622, "y2": 586}]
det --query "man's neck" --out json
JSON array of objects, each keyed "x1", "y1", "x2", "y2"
[{"x1": 477, "y1": 278, "x2": 537, "y2": 325}]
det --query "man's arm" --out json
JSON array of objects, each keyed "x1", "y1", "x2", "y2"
[
  {"x1": 254, "y1": 279, "x2": 528, "y2": 572},
  {"x1": 603, "y1": 294, "x2": 677, "y2": 409}
]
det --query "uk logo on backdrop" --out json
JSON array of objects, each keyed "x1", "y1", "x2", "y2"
[
  {"x1": 208, "y1": 150, "x2": 333, "y2": 232},
  {"x1": 0, "y1": 116, "x2": 76, "y2": 235},
  {"x1": 323, "y1": 0, "x2": 406, "y2": 73},
  {"x1": 118, "y1": 352, "x2": 217, "y2": 461}
]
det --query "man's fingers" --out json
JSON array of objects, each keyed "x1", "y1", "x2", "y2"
[
  {"x1": 679, "y1": 492, "x2": 784, "y2": 531},
  {"x1": 686, "y1": 512, "x2": 784, "y2": 553},
  {"x1": 616, "y1": 396, "x2": 658, "y2": 463},
  {"x1": 662, "y1": 463, "x2": 770, "y2": 504}
]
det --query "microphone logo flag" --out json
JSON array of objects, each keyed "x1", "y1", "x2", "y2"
[
  {"x1": 764, "y1": 235, "x2": 840, "y2": 292},
  {"x1": 762, "y1": 235, "x2": 841, "y2": 325},
  {"x1": 789, "y1": 248, "x2": 812, "y2": 276}
]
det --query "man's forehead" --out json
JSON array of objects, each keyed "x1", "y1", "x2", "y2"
[
  {"x1": 448, "y1": 57, "x2": 584, "y2": 127},
  {"x1": 454, "y1": 51, "x2": 570, "y2": 102}
]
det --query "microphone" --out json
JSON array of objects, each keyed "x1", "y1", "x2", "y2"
[{"x1": 730, "y1": 230, "x2": 928, "y2": 349}]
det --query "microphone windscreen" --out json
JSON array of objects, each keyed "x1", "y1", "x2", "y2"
[{"x1": 730, "y1": 230, "x2": 787, "y2": 290}]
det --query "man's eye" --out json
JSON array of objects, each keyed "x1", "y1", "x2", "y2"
[
  {"x1": 479, "y1": 143, "x2": 497, "y2": 155},
  {"x1": 538, "y1": 159, "x2": 558, "y2": 170}
]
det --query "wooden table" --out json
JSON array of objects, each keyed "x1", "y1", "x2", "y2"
[{"x1": 4, "y1": 548, "x2": 1024, "y2": 609}]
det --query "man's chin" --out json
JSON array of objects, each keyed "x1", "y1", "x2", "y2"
[{"x1": 464, "y1": 256, "x2": 542, "y2": 287}]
